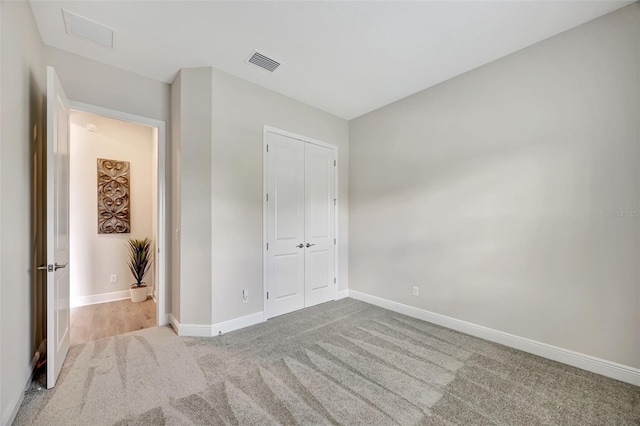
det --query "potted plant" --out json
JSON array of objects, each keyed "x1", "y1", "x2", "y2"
[{"x1": 127, "y1": 237, "x2": 152, "y2": 303}]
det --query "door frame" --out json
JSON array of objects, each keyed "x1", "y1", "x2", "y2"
[
  {"x1": 68, "y1": 101, "x2": 169, "y2": 326},
  {"x1": 262, "y1": 125, "x2": 339, "y2": 321}
]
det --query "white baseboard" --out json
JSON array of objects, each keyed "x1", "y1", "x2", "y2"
[
  {"x1": 2, "y1": 351, "x2": 39, "y2": 425},
  {"x1": 159, "y1": 313, "x2": 171, "y2": 327},
  {"x1": 335, "y1": 289, "x2": 349, "y2": 300},
  {"x1": 169, "y1": 312, "x2": 265, "y2": 337},
  {"x1": 169, "y1": 313, "x2": 181, "y2": 335},
  {"x1": 349, "y1": 290, "x2": 640, "y2": 386},
  {"x1": 169, "y1": 313, "x2": 211, "y2": 337},
  {"x1": 212, "y1": 311, "x2": 265, "y2": 335},
  {"x1": 71, "y1": 289, "x2": 130, "y2": 307},
  {"x1": 71, "y1": 287, "x2": 154, "y2": 308}
]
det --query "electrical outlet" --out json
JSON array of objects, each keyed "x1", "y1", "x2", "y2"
[
  {"x1": 242, "y1": 289, "x2": 249, "y2": 303},
  {"x1": 412, "y1": 286, "x2": 419, "y2": 296},
  {"x1": 110, "y1": 274, "x2": 118, "y2": 283}
]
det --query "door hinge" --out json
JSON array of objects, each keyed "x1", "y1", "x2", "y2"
[
  {"x1": 266, "y1": 193, "x2": 269, "y2": 202},
  {"x1": 334, "y1": 277, "x2": 336, "y2": 284},
  {"x1": 267, "y1": 292, "x2": 269, "y2": 300},
  {"x1": 266, "y1": 144, "x2": 269, "y2": 152},
  {"x1": 334, "y1": 198, "x2": 337, "y2": 206},
  {"x1": 334, "y1": 160, "x2": 336, "y2": 166},
  {"x1": 266, "y1": 242, "x2": 269, "y2": 250},
  {"x1": 334, "y1": 238, "x2": 336, "y2": 245}
]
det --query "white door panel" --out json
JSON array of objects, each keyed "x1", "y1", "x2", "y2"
[
  {"x1": 304, "y1": 143, "x2": 335, "y2": 307},
  {"x1": 274, "y1": 253, "x2": 302, "y2": 298},
  {"x1": 46, "y1": 66, "x2": 71, "y2": 388},
  {"x1": 266, "y1": 133, "x2": 305, "y2": 318},
  {"x1": 307, "y1": 249, "x2": 330, "y2": 291}
]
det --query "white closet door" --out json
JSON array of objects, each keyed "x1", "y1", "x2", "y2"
[
  {"x1": 304, "y1": 143, "x2": 335, "y2": 307},
  {"x1": 266, "y1": 132, "x2": 306, "y2": 318}
]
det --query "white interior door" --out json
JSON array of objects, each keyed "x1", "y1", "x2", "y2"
[
  {"x1": 45, "y1": 66, "x2": 71, "y2": 388},
  {"x1": 304, "y1": 143, "x2": 336, "y2": 307},
  {"x1": 266, "y1": 132, "x2": 306, "y2": 318},
  {"x1": 265, "y1": 131, "x2": 336, "y2": 319}
]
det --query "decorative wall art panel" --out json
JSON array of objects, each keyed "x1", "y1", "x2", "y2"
[{"x1": 97, "y1": 158, "x2": 130, "y2": 234}]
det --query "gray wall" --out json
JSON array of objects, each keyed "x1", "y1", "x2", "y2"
[
  {"x1": 43, "y1": 46, "x2": 173, "y2": 320},
  {"x1": 169, "y1": 67, "x2": 348, "y2": 327},
  {"x1": 0, "y1": 2, "x2": 45, "y2": 423},
  {"x1": 170, "y1": 72, "x2": 182, "y2": 322},
  {"x1": 171, "y1": 68, "x2": 213, "y2": 325},
  {"x1": 210, "y1": 69, "x2": 349, "y2": 324},
  {"x1": 349, "y1": 4, "x2": 640, "y2": 368},
  {"x1": 43, "y1": 47, "x2": 170, "y2": 123}
]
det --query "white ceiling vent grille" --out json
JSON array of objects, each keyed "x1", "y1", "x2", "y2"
[
  {"x1": 246, "y1": 50, "x2": 281, "y2": 72},
  {"x1": 62, "y1": 9, "x2": 114, "y2": 48}
]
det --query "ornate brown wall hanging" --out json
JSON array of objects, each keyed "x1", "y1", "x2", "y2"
[{"x1": 97, "y1": 158, "x2": 130, "y2": 234}]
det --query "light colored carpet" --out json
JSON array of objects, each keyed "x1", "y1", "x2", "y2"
[{"x1": 14, "y1": 298, "x2": 640, "y2": 425}]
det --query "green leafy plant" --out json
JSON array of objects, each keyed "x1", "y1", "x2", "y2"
[{"x1": 127, "y1": 238, "x2": 152, "y2": 288}]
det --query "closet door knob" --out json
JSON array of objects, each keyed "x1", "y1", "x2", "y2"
[
  {"x1": 296, "y1": 243, "x2": 304, "y2": 248},
  {"x1": 306, "y1": 243, "x2": 315, "y2": 248}
]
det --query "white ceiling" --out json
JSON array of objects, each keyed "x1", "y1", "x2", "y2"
[{"x1": 30, "y1": 1, "x2": 633, "y2": 120}]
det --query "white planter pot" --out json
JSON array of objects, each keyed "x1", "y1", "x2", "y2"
[{"x1": 130, "y1": 285, "x2": 148, "y2": 303}]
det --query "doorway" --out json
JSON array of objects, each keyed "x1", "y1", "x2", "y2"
[
  {"x1": 263, "y1": 127, "x2": 338, "y2": 319},
  {"x1": 67, "y1": 104, "x2": 166, "y2": 345}
]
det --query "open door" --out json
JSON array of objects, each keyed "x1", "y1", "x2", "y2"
[{"x1": 43, "y1": 66, "x2": 71, "y2": 388}]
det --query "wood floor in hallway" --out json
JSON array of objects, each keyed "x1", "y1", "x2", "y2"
[{"x1": 70, "y1": 298, "x2": 156, "y2": 346}]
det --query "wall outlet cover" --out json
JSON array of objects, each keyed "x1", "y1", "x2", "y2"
[
  {"x1": 110, "y1": 274, "x2": 118, "y2": 283},
  {"x1": 412, "y1": 286, "x2": 419, "y2": 296}
]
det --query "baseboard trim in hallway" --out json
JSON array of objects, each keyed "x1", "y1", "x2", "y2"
[
  {"x1": 349, "y1": 290, "x2": 640, "y2": 386},
  {"x1": 71, "y1": 288, "x2": 154, "y2": 308}
]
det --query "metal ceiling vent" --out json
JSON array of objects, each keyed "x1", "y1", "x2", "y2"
[
  {"x1": 246, "y1": 50, "x2": 281, "y2": 72},
  {"x1": 62, "y1": 9, "x2": 114, "y2": 48}
]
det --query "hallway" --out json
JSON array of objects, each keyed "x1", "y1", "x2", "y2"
[{"x1": 70, "y1": 298, "x2": 156, "y2": 346}]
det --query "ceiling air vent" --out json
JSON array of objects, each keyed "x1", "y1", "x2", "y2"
[
  {"x1": 62, "y1": 9, "x2": 114, "y2": 48},
  {"x1": 246, "y1": 50, "x2": 281, "y2": 72}
]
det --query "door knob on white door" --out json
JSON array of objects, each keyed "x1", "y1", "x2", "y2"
[
  {"x1": 37, "y1": 262, "x2": 68, "y2": 272},
  {"x1": 296, "y1": 243, "x2": 304, "y2": 248},
  {"x1": 54, "y1": 262, "x2": 68, "y2": 270},
  {"x1": 306, "y1": 243, "x2": 316, "y2": 248}
]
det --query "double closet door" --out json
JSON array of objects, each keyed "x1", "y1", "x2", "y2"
[{"x1": 266, "y1": 131, "x2": 336, "y2": 319}]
